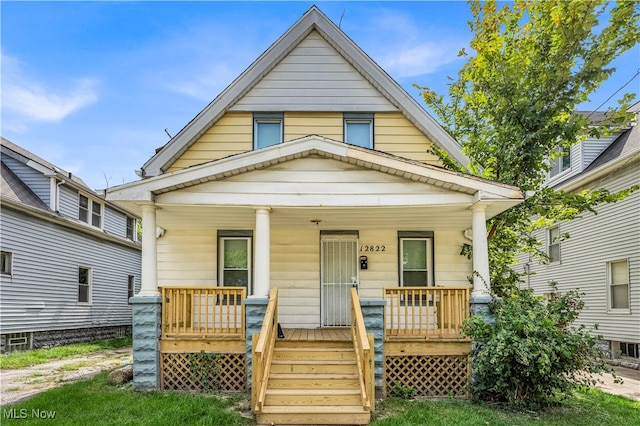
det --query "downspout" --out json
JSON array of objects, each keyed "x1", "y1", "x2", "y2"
[{"x1": 54, "y1": 179, "x2": 66, "y2": 212}]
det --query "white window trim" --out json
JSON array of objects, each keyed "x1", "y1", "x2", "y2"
[
  {"x1": 219, "y1": 236, "x2": 253, "y2": 295},
  {"x1": 399, "y1": 237, "x2": 434, "y2": 287},
  {"x1": 78, "y1": 266, "x2": 92, "y2": 305},
  {"x1": 253, "y1": 113, "x2": 283, "y2": 150},
  {"x1": 607, "y1": 259, "x2": 630, "y2": 314},
  {"x1": 549, "y1": 147, "x2": 572, "y2": 180},
  {"x1": 78, "y1": 193, "x2": 103, "y2": 229},
  {"x1": 126, "y1": 216, "x2": 138, "y2": 241},
  {"x1": 344, "y1": 115, "x2": 373, "y2": 149},
  {"x1": 1, "y1": 251, "x2": 13, "y2": 276},
  {"x1": 547, "y1": 225, "x2": 561, "y2": 264}
]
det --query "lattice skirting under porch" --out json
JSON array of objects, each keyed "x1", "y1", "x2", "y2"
[
  {"x1": 160, "y1": 352, "x2": 246, "y2": 392},
  {"x1": 385, "y1": 354, "x2": 470, "y2": 398}
]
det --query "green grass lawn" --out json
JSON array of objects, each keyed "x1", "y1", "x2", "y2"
[
  {"x1": 2, "y1": 372, "x2": 638, "y2": 425},
  {"x1": 0, "y1": 337, "x2": 132, "y2": 370}
]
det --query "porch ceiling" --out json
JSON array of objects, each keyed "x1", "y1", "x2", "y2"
[{"x1": 154, "y1": 204, "x2": 504, "y2": 231}]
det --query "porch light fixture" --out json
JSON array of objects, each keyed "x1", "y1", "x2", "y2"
[{"x1": 310, "y1": 219, "x2": 322, "y2": 228}]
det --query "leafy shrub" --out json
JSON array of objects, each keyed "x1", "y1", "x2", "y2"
[
  {"x1": 462, "y1": 285, "x2": 617, "y2": 408},
  {"x1": 389, "y1": 381, "x2": 416, "y2": 399}
]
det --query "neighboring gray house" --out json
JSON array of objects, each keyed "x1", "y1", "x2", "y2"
[
  {"x1": 522, "y1": 104, "x2": 639, "y2": 364},
  {"x1": 0, "y1": 137, "x2": 141, "y2": 353}
]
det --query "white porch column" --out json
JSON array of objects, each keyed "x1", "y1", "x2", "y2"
[
  {"x1": 253, "y1": 207, "x2": 271, "y2": 297},
  {"x1": 139, "y1": 203, "x2": 159, "y2": 297},
  {"x1": 471, "y1": 203, "x2": 491, "y2": 297}
]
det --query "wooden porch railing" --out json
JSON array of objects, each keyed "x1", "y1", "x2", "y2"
[
  {"x1": 350, "y1": 288, "x2": 375, "y2": 412},
  {"x1": 384, "y1": 286, "x2": 471, "y2": 339},
  {"x1": 160, "y1": 286, "x2": 246, "y2": 340},
  {"x1": 252, "y1": 288, "x2": 278, "y2": 413}
]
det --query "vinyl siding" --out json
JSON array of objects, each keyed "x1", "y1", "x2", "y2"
[
  {"x1": 284, "y1": 112, "x2": 343, "y2": 141},
  {"x1": 582, "y1": 134, "x2": 618, "y2": 168},
  {"x1": 58, "y1": 185, "x2": 78, "y2": 219},
  {"x1": 167, "y1": 112, "x2": 253, "y2": 172},
  {"x1": 231, "y1": 31, "x2": 397, "y2": 112},
  {"x1": 168, "y1": 111, "x2": 442, "y2": 173},
  {"x1": 155, "y1": 225, "x2": 472, "y2": 329},
  {"x1": 375, "y1": 112, "x2": 440, "y2": 165},
  {"x1": 1, "y1": 155, "x2": 50, "y2": 206},
  {"x1": 0, "y1": 207, "x2": 141, "y2": 334},
  {"x1": 104, "y1": 206, "x2": 126, "y2": 238},
  {"x1": 525, "y1": 161, "x2": 640, "y2": 343}
]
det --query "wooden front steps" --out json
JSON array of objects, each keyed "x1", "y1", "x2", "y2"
[{"x1": 256, "y1": 338, "x2": 370, "y2": 425}]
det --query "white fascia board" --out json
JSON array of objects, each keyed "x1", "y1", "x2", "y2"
[
  {"x1": 142, "y1": 6, "x2": 470, "y2": 176},
  {"x1": 25, "y1": 159, "x2": 55, "y2": 175},
  {"x1": 109, "y1": 136, "x2": 521, "y2": 202},
  {"x1": 157, "y1": 191, "x2": 475, "y2": 208},
  {"x1": 558, "y1": 148, "x2": 640, "y2": 192}
]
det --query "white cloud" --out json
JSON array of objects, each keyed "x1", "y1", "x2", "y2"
[
  {"x1": 1, "y1": 53, "x2": 99, "y2": 128},
  {"x1": 355, "y1": 9, "x2": 468, "y2": 79}
]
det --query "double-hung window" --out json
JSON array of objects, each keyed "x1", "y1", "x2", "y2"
[
  {"x1": 550, "y1": 147, "x2": 571, "y2": 178},
  {"x1": 344, "y1": 113, "x2": 373, "y2": 148},
  {"x1": 219, "y1": 232, "x2": 252, "y2": 302},
  {"x1": 78, "y1": 266, "x2": 92, "y2": 304},
  {"x1": 399, "y1": 232, "x2": 434, "y2": 288},
  {"x1": 126, "y1": 217, "x2": 137, "y2": 241},
  {"x1": 548, "y1": 226, "x2": 561, "y2": 263},
  {"x1": 608, "y1": 259, "x2": 629, "y2": 311},
  {"x1": 79, "y1": 194, "x2": 102, "y2": 228},
  {"x1": 1, "y1": 251, "x2": 13, "y2": 276},
  {"x1": 254, "y1": 113, "x2": 283, "y2": 149},
  {"x1": 128, "y1": 275, "x2": 135, "y2": 302}
]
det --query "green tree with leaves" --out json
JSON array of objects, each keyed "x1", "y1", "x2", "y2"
[{"x1": 419, "y1": 0, "x2": 639, "y2": 296}]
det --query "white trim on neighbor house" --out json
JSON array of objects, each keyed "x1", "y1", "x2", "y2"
[{"x1": 141, "y1": 6, "x2": 470, "y2": 177}]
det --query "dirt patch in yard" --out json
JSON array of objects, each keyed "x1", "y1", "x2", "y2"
[{"x1": 0, "y1": 347, "x2": 132, "y2": 406}]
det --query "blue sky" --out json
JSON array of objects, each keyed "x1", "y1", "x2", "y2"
[{"x1": 2, "y1": 1, "x2": 638, "y2": 190}]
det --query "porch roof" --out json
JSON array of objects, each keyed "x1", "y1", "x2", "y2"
[{"x1": 107, "y1": 136, "x2": 523, "y2": 223}]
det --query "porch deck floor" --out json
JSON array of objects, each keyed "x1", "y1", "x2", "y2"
[{"x1": 280, "y1": 328, "x2": 351, "y2": 342}]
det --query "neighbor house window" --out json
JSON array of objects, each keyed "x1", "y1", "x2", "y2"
[
  {"x1": 219, "y1": 232, "x2": 252, "y2": 301},
  {"x1": 608, "y1": 260, "x2": 629, "y2": 310},
  {"x1": 79, "y1": 194, "x2": 102, "y2": 228},
  {"x1": 619, "y1": 342, "x2": 639, "y2": 358},
  {"x1": 126, "y1": 217, "x2": 136, "y2": 241},
  {"x1": 254, "y1": 113, "x2": 283, "y2": 149},
  {"x1": 344, "y1": 113, "x2": 373, "y2": 148},
  {"x1": 128, "y1": 275, "x2": 135, "y2": 302},
  {"x1": 1, "y1": 251, "x2": 13, "y2": 276},
  {"x1": 548, "y1": 226, "x2": 561, "y2": 263},
  {"x1": 550, "y1": 147, "x2": 571, "y2": 177},
  {"x1": 399, "y1": 232, "x2": 434, "y2": 287},
  {"x1": 78, "y1": 266, "x2": 92, "y2": 304}
]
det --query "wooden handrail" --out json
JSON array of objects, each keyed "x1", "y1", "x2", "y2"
[
  {"x1": 384, "y1": 286, "x2": 471, "y2": 340},
  {"x1": 159, "y1": 286, "x2": 246, "y2": 340},
  {"x1": 350, "y1": 288, "x2": 374, "y2": 412},
  {"x1": 252, "y1": 288, "x2": 278, "y2": 413}
]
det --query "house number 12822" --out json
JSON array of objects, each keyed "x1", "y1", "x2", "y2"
[{"x1": 360, "y1": 245, "x2": 386, "y2": 252}]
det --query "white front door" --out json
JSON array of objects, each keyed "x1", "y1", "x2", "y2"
[{"x1": 321, "y1": 236, "x2": 359, "y2": 327}]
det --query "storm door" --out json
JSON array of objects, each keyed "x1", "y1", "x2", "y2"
[{"x1": 320, "y1": 234, "x2": 359, "y2": 327}]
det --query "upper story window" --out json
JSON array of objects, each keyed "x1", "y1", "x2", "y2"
[
  {"x1": 608, "y1": 259, "x2": 629, "y2": 311},
  {"x1": 254, "y1": 113, "x2": 283, "y2": 149},
  {"x1": 550, "y1": 147, "x2": 571, "y2": 178},
  {"x1": 344, "y1": 113, "x2": 373, "y2": 148},
  {"x1": 548, "y1": 225, "x2": 561, "y2": 263},
  {"x1": 79, "y1": 194, "x2": 102, "y2": 228},
  {"x1": 1, "y1": 251, "x2": 13, "y2": 276},
  {"x1": 126, "y1": 217, "x2": 137, "y2": 241}
]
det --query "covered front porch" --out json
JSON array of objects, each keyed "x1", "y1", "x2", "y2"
[{"x1": 107, "y1": 137, "x2": 522, "y2": 424}]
